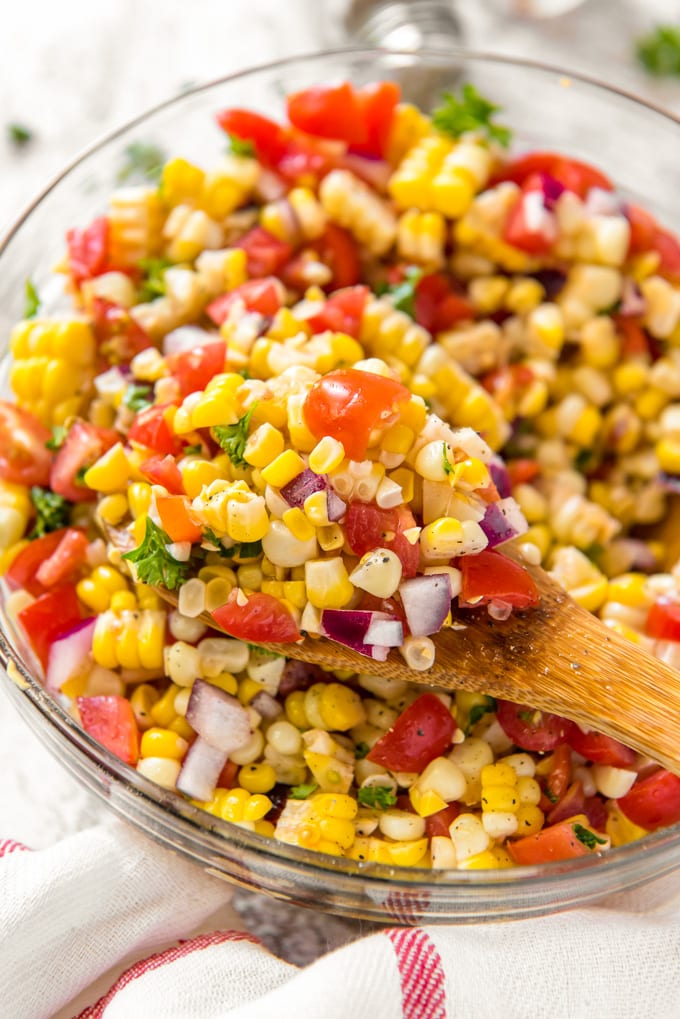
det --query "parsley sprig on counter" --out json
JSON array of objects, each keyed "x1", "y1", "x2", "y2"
[
  {"x1": 637, "y1": 25, "x2": 680, "y2": 76},
  {"x1": 433, "y1": 83, "x2": 511, "y2": 147},
  {"x1": 122, "y1": 518, "x2": 190, "y2": 590}
]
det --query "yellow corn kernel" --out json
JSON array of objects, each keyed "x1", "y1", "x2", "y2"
[
  {"x1": 482, "y1": 786, "x2": 520, "y2": 813},
  {"x1": 282, "y1": 580, "x2": 307, "y2": 609},
  {"x1": 482, "y1": 762, "x2": 519, "y2": 787},
  {"x1": 387, "y1": 467, "x2": 414, "y2": 505},
  {"x1": 169, "y1": 714, "x2": 194, "y2": 741},
  {"x1": 381, "y1": 423, "x2": 415, "y2": 456},
  {"x1": 110, "y1": 591, "x2": 138, "y2": 612},
  {"x1": 205, "y1": 672, "x2": 238, "y2": 697},
  {"x1": 613, "y1": 362, "x2": 647, "y2": 396},
  {"x1": 606, "y1": 573, "x2": 650, "y2": 609},
  {"x1": 305, "y1": 557, "x2": 354, "y2": 609},
  {"x1": 83, "y1": 443, "x2": 131, "y2": 493},
  {"x1": 161, "y1": 157, "x2": 205, "y2": 206},
  {"x1": 656, "y1": 437, "x2": 680, "y2": 475},
  {"x1": 238, "y1": 763, "x2": 277, "y2": 794},
  {"x1": 128, "y1": 482, "x2": 152, "y2": 519},
  {"x1": 514, "y1": 804, "x2": 545, "y2": 837},
  {"x1": 318, "y1": 816, "x2": 356, "y2": 850},
  {"x1": 260, "y1": 450, "x2": 306, "y2": 488},
  {"x1": 386, "y1": 103, "x2": 432, "y2": 166},
  {"x1": 399, "y1": 398, "x2": 427, "y2": 434},
  {"x1": 317, "y1": 524, "x2": 344, "y2": 552},
  {"x1": 285, "y1": 690, "x2": 308, "y2": 729},
  {"x1": 76, "y1": 564, "x2": 129, "y2": 614},
  {"x1": 606, "y1": 803, "x2": 648, "y2": 847},
  {"x1": 181, "y1": 460, "x2": 224, "y2": 501},
  {"x1": 420, "y1": 517, "x2": 465, "y2": 559},
  {"x1": 129, "y1": 684, "x2": 160, "y2": 732},
  {"x1": 571, "y1": 576, "x2": 609, "y2": 613},
  {"x1": 237, "y1": 678, "x2": 264, "y2": 706},
  {"x1": 409, "y1": 786, "x2": 447, "y2": 817},
  {"x1": 505, "y1": 277, "x2": 545, "y2": 314},
  {"x1": 140, "y1": 727, "x2": 188, "y2": 761},
  {"x1": 303, "y1": 490, "x2": 330, "y2": 527},
  {"x1": 97, "y1": 493, "x2": 129, "y2": 527},
  {"x1": 149, "y1": 684, "x2": 182, "y2": 727},
  {"x1": 457, "y1": 849, "x2": 502, "y2": 870},
  {"x1": 387, "y1": 837, "x2": 429, "y2": 867},
  {"x1": 318, "y1": 683, "x2": 366, "y2": 731},
  {"x1": 244, "y1": 423, "x2": 285, "y2": 469},
  {"x1": 308, "y1": 436, "x2": 345, "y2": 475},
  {"x1": 281, "y1": 507, "x2": 315, "y2": 544},
  {"x1": 242, "y1": 793, "x2": 273, "y2": 822}
]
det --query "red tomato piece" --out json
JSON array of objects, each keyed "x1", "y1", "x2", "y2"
[
  {"x1": 566, "y1": 726, "x2": 636, "y2": 768},
  {"x1": 316, "y1": 224, "x2": 361, "y2": 290},
  {"x1": 92, "y1": 299, "x2": 151, "y2": 364},
  {"x1": 307, "y1": 286, "x2": 369, "y2": 338},
  {"x1": 614, "y1": 316, "x2": 652, "y2": 360},
  {"x1": 35, "y1": 529, "x2": 89, "y2": 590},
  {"x1": 425, "y1": 802, "x2": 461, "y2": 839},
  {"x1": 492, "y1": 151, "x2": 613, "y2": 199},
  {"x1": 503, "y1": 192, "x2": 556, "y2": 256},
  {"x1": 66, "y1": 216, "x2": 111, "y2": 286},
  {"x1": 17, "y1": 584, "x2": 82, "y2": 671},
  {"x1": 215, "y1": 108, "x2": 289, "y2": 167},
  {"x1": 414, "y1": 273, "x2": 474, "y2": 334},
  {"x1": 236, "y1": 227, "x2": 293, "y2": 279},
  {"x1": 546, "y1": 780, "x2": 586, "y2": 826},
  {"x1": 544, "y1": 742, "x2": 572, "y2": 805},
  {"x1": 0, "y1": 401, "x2": 53, "y2": 486},
  {"x1": 77, "y1": 695, "x2": 140, "y2": 765},
  {"x1": 508, "y1": 819, "x2": 599, "y2": 865},
  {"x1": 211, "y1": 591, "x2": 301, "y2": 643},
  {"x1": 166, "y1": 341, "x2": 226, "y2": 397},
  {"x1": 156, "y1": 495, "x2": 203, "y2": 544},
  {"x1": 351, "y1": 81, "x2": 401, "y2": 159},
  {"x1": 507, "y1": 458, "x2": 541, "y2": 487},
  {"x1": 625, "y1": 204, "x2": 659, "y2": 255},
  {"x1": 287, "y1": 82, "x2": 366, "y2": 145},
  {"x1": 303, "y1": 368, "x2": 410, "y2": 461},
  {"x1": 655, "y1": 228, "x2": 680, "y2": 283},
  {"x1": 139, "y1": 454, "x2": 185, "y2": 495},
  {"x1": 617, "y1": 769, "x2": 680, "y2": 831},
  {"x1": 459, "y1": 549, "x2": 540, "y2": 610},
  {"x1": 205, "y1": 278, "x2": 284, "y2": 326},
  {"x1": 367, "y1": 693, "x2": 456, "y2": 773},
  {"x1": 645, "y1": 600, "x2": 680, "y2": 641},
  {"x1": 6, "y1": 528, "x2": 73, "y2": 597},
  {"x1": 345, "y1": 501, "x2": 420, "y2": 579},
  {"x1": 128, "y1": 404, "x2": 183, "y2": 457},
  {"x1": 50, "y1": 420, "x2": 119, "y2": 503},
  {"x1": 496, "y1": 699, "x2": 573, "y2": 753}
]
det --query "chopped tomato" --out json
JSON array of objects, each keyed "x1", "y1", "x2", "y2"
[
  {"x1": 495, "y1": 699, "x2": 573, "y2": 753},
  {"x1": 287, "y1": 82, "x2": 366, "y2": 146},
  {"x1": 35, "y1": 529, "x2": 89, "y2": 590},
  {"x1": 492, "y1": 151, "x2": 613, "y2": 199},
  {"x1": 543, "y1": 742, "x2": 572, "y2": 806},
  {"x1": 566, "y1": 727, "x2": 636, "y2": 768},
  {"x1": 345, "y1": 501, "x2": 420, "y2": 578},
  {"x1": 617, "y1": 769, "x2": 680, "y2": 831},
  {"x1": 17, "y1": 584, "x2": 82, "y2": 670},
  {"x1": 614, "y1": 316, "x2": 652, "y2": 360},
  {"x1": 459, "y1": 549, "x2": 540, "y2": 610},
  {"x1": 156, "y1": 495, "x2": 203, "y2": 544},
  {"x1": 654, "y1": 228, "x2": 680, "y2": 283},
  {"x1": 316, "y1": 224, "x2": 361, "y2": 290},
  {"x1": 139, "y1": 454, "x2": 185, "y2": 495},
  {"x1": 92, "y1": 299, "x2": 150, "y2": 364},
  {"x1": 128, "y1": 404, "x2": 184, "y2": 457},
  {"x1": 211, "y1": 590, "x2": 301, "y2": 643},
  {"x1": 6, "y1": 529, "x2": 75, "y2": 597},
  {"x1": 206, "y1": 278, "x2": 284, "y2": 326},
  {"x1": 167, "y1": 341, "x2": 226, "y2": 397},
  {"x1": 351, "y1": 81, "x2": 400, "y2": 159},
  {"x1": 303, "y1": 368, "x2": 410, "y2": 461},
  {"x1": 425, "y1": 802, "x2": 461, "y2": 839},
  {"x1": 507, "y1": 458, "x2": 541, "y2": 487},
  {"x1": 625, "y1": 204, "x2": 659, "y2": 255},
  {"x1": 236, "y1": 227, "x2": 293, "y2": 279},
  {"x1": 77, "y1": 695, "x2": 140, "y2": 765},
  {"x1": 508, "y1": 818, "x2": 602, "y2": 865},
  {"x1": 50, "y1": 420, "x2": 119, "y2": 503},
  {"x1": 645, "y1": 600, "x2": 680, "y2": 641},
  {"x1": 367, "y1": 693, "x2": 456, "y2": 773},
  {"x1": 216, "y1": 758, "x2": 239, "y2": 789},
  {"x1": 0, "y1": 401, "x2": 52, "y2": 486},
  {"x1": 66, "y1": 216, "x2": 111, "y2": 286},
  {"x1": 414, "y1": 273, "x2": 474, "y2": 334},
  {"x1": 215, "y1": 108, "x2": 289, "y2": 167},
  {"x1": 546, "y1": 780, "x2": 586, "y2": 826},
  {"x1": 307, "y1": 285, "x2": 369, "y2": 338},
  {"x1": 503, "y1": 191, "x2": 556, "y2": 256}
]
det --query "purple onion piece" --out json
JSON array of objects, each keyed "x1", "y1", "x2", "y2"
[
  {"x1": 320, "y1": 609, "x2": 398, "y2": 661},
  {"x1": 480, "y1": 497, "x2": 529, "y2": 549},
  {"x1": 326, "y1": 489, "x2": 347, "y2": 522},
  {"x1": 398, "y1": 575, "x2": 452, "y2": 638},
  {"x1": 251, "y1": 690, "x2": 283, "y2": 721},
  {"x1": 176, "y1": 737, "x2": 228, "y2": 802},
  {"x1": 537, "y1": 172, "x2": 565, "y2": 210},
  {"x1": 620, "y1": 278, "x2": 646, "y2": 318},
  {"x1": 280, "y1": 468, "x2": 327, "y2": 509},
  {"x1": 531, "y1": 269, "x2": 566, "y2": 301},
  {"x1": 364, "y1": 617, "x2": 403, "y2": 647},
  {"x1": 186, "y1": 678, "x2": 252, "y2": 754},
  {"x1": 489, "y1": 457, "x2": 512, "y2": 499},
  {"x1": 46, "y1": 617, "x2": 97, "y2": 693}
]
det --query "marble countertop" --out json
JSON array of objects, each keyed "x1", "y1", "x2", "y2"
[{"x1": 1, "y1": 0, "x2": 680, "y2": 971}]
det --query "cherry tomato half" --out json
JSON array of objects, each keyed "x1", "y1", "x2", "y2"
[
  {"x1": 287, "y1": 82, "x2": 366, "y2": 146},
  {"x1": 303, "y1": 368, "x2": 410, "y2": 461},
  {"x1": 17, "y1": 584, "x2": 82, "y2": 671},
  {"x1": 307, "y1": 285, "x2": 369, "y2": 338},
  {"x1": 492, "y1": 151, "x2": 613, "y2": 199},
  {"x1": 50, "y1": 420, "x2": 119, "y2": 503},
  {"x1": 139, "y1": 454, "x2": 185, "y2": 495},
  {"x1": 566, "y1": 727, "x2": 636, "y2": 768},
  {"x1": 459, "y1": 549, "x2": 540, "y2": 610},
  {"x1": 127, "y1": 404, "x2": 183, "y2": 457},
  {"x1": 496, "y1": 699, "x2": 573, "y2": 753},
  {"x1": 508, "y1": 818, "x2": 602, "y2": 865},
  {"x1": 211, "y1": 590, "x2": 301, "y2": 644},
  {"x1": 206, "y1": 278, "x2": 284, "y2": 326},
  {"x1": 617, "y1": 769, "x2": 680, "y2": 831},
  {"x1": 6, "y1": 528, "x2": 76, "y2": 597},
  {"x1": 66, "y1": 216, "x2": 111, "y2": 286},
  {"x1": 0, "y1": 401, "x2": 52, "y2": 486},
  {"x1": 345, "y1": 501, "x2": 420, "y2": 578},
  {"x1": 645, "y1": 600, "x2": 680, "y2": 642},
  {"x1": 367, "y1": 693, "x2": 456, "y2": 773},
  {"x1": 77, "y1": 695, "x2": 140, "y2": 765}
]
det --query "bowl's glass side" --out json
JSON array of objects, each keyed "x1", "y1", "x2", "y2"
[{"x1": 1, "y1": 48, "x2": 680, "y2": 924}]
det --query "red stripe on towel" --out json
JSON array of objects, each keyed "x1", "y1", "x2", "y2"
[{"x1": 386, "y1": 927, "x2": 447, "y2": 1019}]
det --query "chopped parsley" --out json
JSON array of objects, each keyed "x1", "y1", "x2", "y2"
[
  {"x1": 357, "y1": 786, "x2": 397, "y2": 810},
  {"x1": 442, "y1": 442, "x2": 455, "y2": 476},
  {"x1": 123, "y1": 382, "x2": 154, "y2": 413},
  {"x1": 75, "y1": 465, "x2": 89, "y2": 485},
  {"x1": 45, "y1": 425, "x2": 67, "y2": 451},
  {"x1": 183, "y1": 443, "x2": 203, "y2": 456},
  {"x1": 383, "y1": 265, "x2": 423, "y2": 319},
  {"x1": 572, "y1": 823, "x2": 607, "y2": 850},
  {"x1": 465, "y1": 695, "x2": 497, "y2": 734},
  {"x1": 354, "y1": 741, "x2": 371, "y2": 760},
  {"x1": 117, "y1": 141, "x2": 166, "y2": 183},
  {"x1": 28, "y1": 487, "x2": 71, "y2": 539},
  {"x1": 8, "y1": 123, "x2": 32, "y2": 146},
  {"x1": 24, "y1": 279, "x2": 40, "y2": 319},
  {"x1": 289, "y1": 783, "x2": 318, "y2": 800},
  {"x1": 137, "y1": 256, "x2": 173, "y2": 303},
  {"x1": 202, "y1": 529, "x2": 262, "y2": 561},
  {"x1": 213, "y1": 404, "x2": 257, "y2": 469},
  {"x1": 246, "y1": 643, "x2": 282, "y2": 660},
  {"x1": 636, "y1": 25, "x2": 680, "y2": 76},
  {"x1": 122, "y1": 517, "x2": 190, "y2": 590},
  {"x1": 432, "y1": 83, "x2": 511, "y2": 148},
  {"x1": 226, "y1": 133, "x2": 255, "y2": 158}
]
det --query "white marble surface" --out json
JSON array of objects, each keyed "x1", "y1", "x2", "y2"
[{"x1": 2, "y1": 0, "x2": 680, "y2": 964}]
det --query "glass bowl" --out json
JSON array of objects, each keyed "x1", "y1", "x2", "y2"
[{"x1": 2, "y1": 47, "x2": 680, "y2": 925}]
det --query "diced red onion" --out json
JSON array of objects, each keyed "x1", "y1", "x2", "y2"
[
  {"x1": 326, "y1": 489, "x2": 347, "y2": 522},
  {"x1": 364, "y1": 617, "x2": 403, "y2": 647},
  {"x1": 522, "y1": 191, "x2": 557, "y2": 243},
  {"x1": 620, "y1": 278, "x2": 646, "y2": 318},
  {"x1": 488, "y1": 599, "x2": 513, "y2": 621},
  {"x1": 46, "y1": 617, "x2": 97, "y2": 693},
  {"x1": 584, "y1": 187, "x2": 621, "y2": 216},
  {"x1": 186, "y1": 678, "x2": 252, "y2": 753},
  {"x1": 280, "y1": 468, "x2": 327, "y2": 508},
  {"x1": 489, "y1": 457, "x2": 512, "y2": 499},
  {"x1": 536, "y1": 172, "x2": 565, "y2": 210},
  {"x1": 398, "y1": 574, "x2": 452, "y2": 637},
  {"x1": 176, "y1": 737, "x2": 228, "y2": 802},
  {"x1": 251, "y1": 690, "x2": 283, "y2": 721},
  {"x1": 163, "y1": 326, "x2": 218, "y2": 356},
  {"x1": 320, "y1": 609, "x2": 397, "y2": 660},
  {"x1": 480, "y1": 497, "x2": 528, "y2": 548},
  {"x1": 341, "y1": 153, "x2": 391, "y2": 191}
]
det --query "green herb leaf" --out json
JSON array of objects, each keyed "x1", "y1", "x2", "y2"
[
  {"x1": 123, "y1": 383, "x2": 154, "y2": 413},
  {"x1": 213, "y1": 404, "x2": 257, "y2": 469},
  {"x1": 383, "y1": 265, "x2": 423, "y2": 319},
  {"x1": 465, "y1": 695, "x2": 497, "y2": 734},
  {"x1": 138, "y1": 256, "x2": 173, "y2": 303},
  {"x1": 117, "y1": 141, "x2": 166, "y2": 183},
  {"x1": 572, "y1": 823, "x2": 607, "y2": 850},
  {"x1": 289, "y1": 783, "x2": 318, "y2": 800},
  {"x1": 246, "y1": 642, "x2": 282, "y2": 660},
  {"x1": 45, "y1": 425, "x2": 67, "y2": 451},
  {"x1": 357, "y1": 786, "x2": 397, "y2": 810},
  {"x1": 75, "y1": 466, "x2": 89, "y2": 485},
  {"x1": 183, "y1": 443, "x2": 203, "y2": 456},
  {"x1": 24, "y1": 279, "x2": 40, "y2": 319},
  {"x1": 442, "y1": 442, "x2": 455, "y2": 476},
  {"x1": 226, "y1": 133, "x2": 255, "y2": 158},
  {"x1": 637, "y1": 25, "x2": 680, "y2": 76},
  {"x1": 354, "y1": 741, "x2": 371, "y2": 760},
  {"x1": 8, "y1": 123, "x2": 32, "y2": 146},
  {"x1": 122, "y1": 517, "x2": 190, "y2": 590},
  {"x1": 202, "y1": 529, "x2": 262, "y2": 561},
  {"x1": 28, "y1": 487, "x2": 71, "y2": 539},
  {"x1": 432, "y1": 83, "x2": 511, "y2": 147}
]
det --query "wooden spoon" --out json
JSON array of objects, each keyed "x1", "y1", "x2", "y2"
[{"x1": 105, "y1": 522, "x2": 680, "y2": 774}]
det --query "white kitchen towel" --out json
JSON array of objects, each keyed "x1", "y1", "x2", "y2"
[{"x1": 2, "y1": 819, "x2": 680, "y2": 1019}]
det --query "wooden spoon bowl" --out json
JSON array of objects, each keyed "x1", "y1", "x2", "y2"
[{"x1": 106, "y1": 521, "x2": 680, "y2": 774}]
